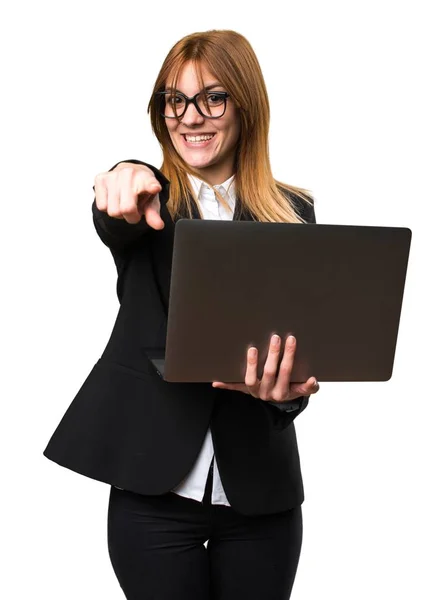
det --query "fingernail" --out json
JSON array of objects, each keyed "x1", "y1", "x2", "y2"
[
  {"x1": 272, "y1": 334, "x2": 280, "y2": 346},
  {"x1": 287, "y1": 335, "x2": 295, "y2": 346}
]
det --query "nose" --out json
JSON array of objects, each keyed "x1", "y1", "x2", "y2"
[{"x1": 181, "y1": 100, "x2": 205, "y2": 126}]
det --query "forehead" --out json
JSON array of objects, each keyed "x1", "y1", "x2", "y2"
[{"x1": 166, "y1": 60, "x2": 221, "y2": 93}]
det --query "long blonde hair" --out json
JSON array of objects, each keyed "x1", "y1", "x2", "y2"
[{"x1": 148, "y1": 29, "x2": 312, "y2": 223}]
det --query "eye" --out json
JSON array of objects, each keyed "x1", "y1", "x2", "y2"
[
  {"x1": 166, "y1": 94, "x2": 184, "y2": 105},
  {"x1": 207, "y1": 93, "x2": 225, "y2": 105}
]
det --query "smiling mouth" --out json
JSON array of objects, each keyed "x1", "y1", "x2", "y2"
[{"x1": 182, "y1": 133, "x2": 216, "y2": 143}]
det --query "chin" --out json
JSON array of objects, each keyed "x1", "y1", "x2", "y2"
[{"x1": 181, "y1": 154, "x2": 215, "y2": 170}]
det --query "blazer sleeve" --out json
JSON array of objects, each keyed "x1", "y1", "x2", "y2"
[
  {"x1": 265, "y1": 194, "x2": 317, "y2": 429},
  {"x1": 264, "y1": 396, "x2": 310, "y2": 431},
  {"x1": 92, "y1": 159, "x2": 170, "y2": 255}
]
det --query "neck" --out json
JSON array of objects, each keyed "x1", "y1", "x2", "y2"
[{"x1": 192, "y1": 162, "x2": 236, "y2": 186}]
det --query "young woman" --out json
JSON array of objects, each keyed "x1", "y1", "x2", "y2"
[{"x1": 44, "y1": 29, "x2": 320, "y2": 600}]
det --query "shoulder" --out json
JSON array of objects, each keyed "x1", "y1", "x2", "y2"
[{"x1": 278, "y1": 185, "x2": 316, "y2": 224}]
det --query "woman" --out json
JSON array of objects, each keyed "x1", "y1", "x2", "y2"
[{"x1": 44, "y1": 29, "x2": 319, "y2": 600}]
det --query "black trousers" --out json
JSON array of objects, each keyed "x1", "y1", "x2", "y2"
[{"x1": 107, "y1": 463, "x2": 303, "y2": 600}]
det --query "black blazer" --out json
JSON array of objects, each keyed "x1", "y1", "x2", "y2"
[{"x1": 43, "y1": 159, "x2": 316, "y2": 516}]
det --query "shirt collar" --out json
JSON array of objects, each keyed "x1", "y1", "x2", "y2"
[{"x1": 187, "y1": 173, "x2": 236, "y2": 206}]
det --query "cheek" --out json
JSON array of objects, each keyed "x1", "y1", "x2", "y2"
[
  {"x1": 165, "y1": 121, "x2": 178, "y2": 142},
  {"x1": 223, "y1": 121, "x2": 241, "y2": 149},
  {"x1": 222, "y1": 112, "x2": 241, "y2": 144},
  {"x1": 169, "y1": 134, "x2": 182, "y2": 153}
]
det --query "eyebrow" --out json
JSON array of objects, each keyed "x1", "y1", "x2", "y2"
[
  {"x1": 165, "y1": 82, "x2": 225, "y2": 93},
  {"x1": 204, "y1": 82, "x2": 224, "y2": 90}
]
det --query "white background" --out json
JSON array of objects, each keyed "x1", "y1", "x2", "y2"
[{"x1": 1, "y1": 1, "x2": 433, "y2": 598}]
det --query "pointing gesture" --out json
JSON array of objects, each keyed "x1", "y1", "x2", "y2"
[{"x1": 94, "y1": 163, "x2": 165, "y2": 230}]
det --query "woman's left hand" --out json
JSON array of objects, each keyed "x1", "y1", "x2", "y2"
[{"x1": 212, "y1": 334, "x2": 320, "y2": 403}]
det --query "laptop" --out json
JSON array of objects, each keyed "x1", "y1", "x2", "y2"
[{"x1": 149, "y1": 220, "x2": 411, "y2": 383}]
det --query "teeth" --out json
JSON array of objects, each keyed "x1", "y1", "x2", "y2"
[{"x1": 184, "y1": 134, "x2": 214, "y2": 142}]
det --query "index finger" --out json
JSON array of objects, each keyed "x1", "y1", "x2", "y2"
[
  {"x1": 133, "y1": 169, "x2": 162, "y2": 196},
  {"x1": 119, "y1": 170, "x2": 162, "y2": 224},
  {"x1": 142, "y1": 194, "x2": 165, "y2": 230}
]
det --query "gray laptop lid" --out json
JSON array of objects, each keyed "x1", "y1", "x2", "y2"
[{"x1": 150, "y1": 220, "x2": 411, "y2": 383}]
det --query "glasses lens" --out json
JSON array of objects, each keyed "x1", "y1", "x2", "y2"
[
  {"x1": 197, "y1": 92, "x2": 226, "y2": 118},
  {"x1": 162, "y1": 93, "x2": 186, "y2": 118}
]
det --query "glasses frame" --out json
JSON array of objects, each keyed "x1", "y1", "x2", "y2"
[{"x1": 154, "y1": 90, "x2": 230, "y2": 120}]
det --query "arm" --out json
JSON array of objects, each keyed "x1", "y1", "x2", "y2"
[
  {"x1": 268, "y1": 397, "x2": 306, "y2": 413},
  {"x1": 264, "y1": 396, "x2": 310, "y2": 431},
  {"x1": 92, "y1": 159, "x2": 170, "y2": 254}
]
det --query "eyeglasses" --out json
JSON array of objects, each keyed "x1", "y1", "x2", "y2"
[{"x1": 154, "y1": 90, "x2": 230, "y2": 119}]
